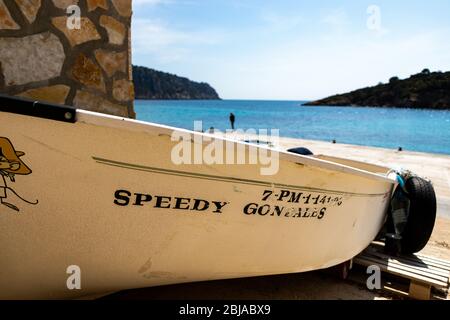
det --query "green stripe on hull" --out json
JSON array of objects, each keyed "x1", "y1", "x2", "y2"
[{"x1": 93, "y1": 157, "x2": 387, "y2": 198}]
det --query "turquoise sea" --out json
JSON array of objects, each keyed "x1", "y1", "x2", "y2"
[{"x1": 135, "y1": 100, "x2": 450, "y2": 155}]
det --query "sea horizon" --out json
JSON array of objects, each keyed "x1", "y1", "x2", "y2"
[{"x1": 135, "y1": 99, "x2": 450, "y2": 156}]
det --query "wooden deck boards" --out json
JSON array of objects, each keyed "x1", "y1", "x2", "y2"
[{"x1": 353, "y1": 243, "x2": 450, "y2": 300}]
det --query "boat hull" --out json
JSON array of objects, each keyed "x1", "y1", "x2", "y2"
[{"x1": 0, "y1": 110, "x2": 394, "y2": 299}]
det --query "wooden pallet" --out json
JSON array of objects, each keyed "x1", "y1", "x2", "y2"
[{"x1": 353, "y1": 242, "x2": 450, "y2": 300}]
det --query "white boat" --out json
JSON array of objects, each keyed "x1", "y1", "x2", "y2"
[{"x1": 0, "y1": 95, "x2": 436, "y2": 299}]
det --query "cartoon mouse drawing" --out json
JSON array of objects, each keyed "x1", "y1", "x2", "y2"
[{"x1": 0, "y1": 137, "x2": 38, "y2": 212}]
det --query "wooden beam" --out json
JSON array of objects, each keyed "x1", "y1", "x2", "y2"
[{"x1": 409, "y1": 281, "x2": 431, "y2": 300}]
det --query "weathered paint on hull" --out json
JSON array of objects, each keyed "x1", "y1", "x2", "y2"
[{"x1": 0, "y1": 110, "x2": 395, "y2": 299}]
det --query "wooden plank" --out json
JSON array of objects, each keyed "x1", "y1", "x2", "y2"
[
  {"x1": 362, "y1": 249, "x2": 449, "y2": 274},
  {"x1": 383, "y1": 285, "x2": 409, "y2": 299},
  {"x1": 409, "y1": 281, "x2": 431, "y2": 300},
  {"x1": 356, "y1": 255, "x2": 449, "y2": 285},
  {"x1": 348, "y1": 264, "x2": 447, "y2": 300},
  {"x1": 365, "y1": 247, "x2": 450, "y2": 270},
  {"x1": 354, "y1": 242, "x2": 450, "y2": 300},
  {"x1": 362, "y1": 247, "x2": 450, "y2": 276},
  {"x1": 382, "y1": 257, "x2": 449, "y2": 278},
  {"x1": 361, "y1": 251, "x2": 450, "y2": 279},
  {"x1": 401, "y1": 253, "x2": 450, "y2": 270},
  {"x1": 354, "y1": 257, "x2": 448, "y2": 288},
  {"x1": 357, "y1": 255, "x2": 448, "y2": 286},
  {"x1": 416, "y1": 253, "x2": 450, "y2": 266},
  {"x1": 414, "y1": 255, "x2": 450, "y2": 269},
  {"x1": 369, "y1": 242, "x2": 450, "y2": 269}
]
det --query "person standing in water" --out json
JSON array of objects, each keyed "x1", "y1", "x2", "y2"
[{"x1": 229, "y1": 113, "x2": 236, "y2": 130}]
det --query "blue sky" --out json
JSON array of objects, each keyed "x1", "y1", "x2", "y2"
[{"x1": 132, "y1": 0, "x2": 450, "y2": 100}]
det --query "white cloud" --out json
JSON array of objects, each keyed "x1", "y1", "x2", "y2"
[
  {"x1": 133, "y1": 0, "x2": 198, "y2": 7},
  {"x1": 320, "y1": 8, "x2": 350, "y2": 31},
  {"x1": 132, "y1": 18, "x2": 224, "y2": 63},
  {"x1": 260, "y1": 12, "x2": 303, "y2": 31},
  {"x1": 210, "y1": 29, "x2": 450, "y2": 100},
  {"x1": 133, "y1": 0, "x2": 170, "y2": 6},
  {"x1": 130, "y1": 4, "x2": 450, "y2": 99}
]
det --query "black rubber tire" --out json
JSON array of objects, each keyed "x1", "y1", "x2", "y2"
[
  {"x1": 287, "y1": 147, "x2": 313, "y2": 156},
  {"x1": 400, "y1": 177, "x2": 437, "y2": 254}
]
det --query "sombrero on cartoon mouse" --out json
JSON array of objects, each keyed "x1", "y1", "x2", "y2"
[{"x1": 0, "y1": 137, "x2": 32, "y2": 175}]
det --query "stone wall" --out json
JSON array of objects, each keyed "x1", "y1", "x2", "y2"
[{"x1": 0, "y1": 0, "x2": 135, "y2": 118}]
